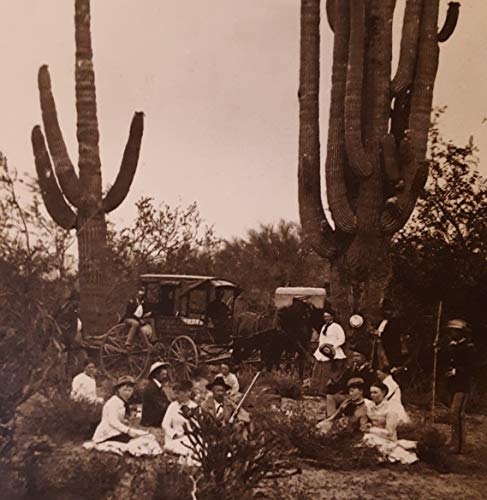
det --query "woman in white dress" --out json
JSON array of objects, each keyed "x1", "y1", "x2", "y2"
[
  {"x1": 376, "y1": 366, "x2": 410, "y2": 425},
  {"x1": 162, "y1": 380, "x2": 200, "y2": 465},
  {"x1": 361, "y1": 382, "x2": 417, "y2": 464},
  {"x1": 90, "y1": 375, "x2": 162, "y2": 457}
]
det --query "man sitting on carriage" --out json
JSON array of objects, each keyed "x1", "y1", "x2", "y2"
[
  {"x1": 207, "y1": 288, "x2": 232, "y2": 344},
  {"x1": 124, "y1": 287, "x2": 153, "y2": 348}
]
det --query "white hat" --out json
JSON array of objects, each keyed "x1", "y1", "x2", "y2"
[
  {"x1": 349, "y1": 315, "x2": 364, "y2": 329},
  {"x1": 447, "y1": 319, "x2": 467, "y2": 330},
  {"x1": 148, "y1": 361, "x2": 171, "y2": 377}
]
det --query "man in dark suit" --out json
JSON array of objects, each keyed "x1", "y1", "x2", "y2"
[
  {"x1": 141, "y1": 361, "x2": 172, "y2": 427},
  {"x1": 443, "y1": 319, "x2": 475, "y2": 454}
]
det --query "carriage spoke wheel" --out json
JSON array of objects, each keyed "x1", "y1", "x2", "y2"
[
  {"x1": 168, "y1": 336, "x2": 198, "y2": 380},
  {"x1": 100, "y1": 323, "x2": 150, "y2": 381}
]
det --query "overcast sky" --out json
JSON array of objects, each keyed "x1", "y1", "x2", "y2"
[{"x1": 0, "y1": 1, "x2": 486, "y2": 238}]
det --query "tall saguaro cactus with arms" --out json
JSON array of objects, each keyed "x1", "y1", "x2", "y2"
[
  {"x1": 32, "y1": 0, "x2": 144, "y2": 337},
  {"x1": 298, "y1": 0, "x2": 459, "y2": 328}
]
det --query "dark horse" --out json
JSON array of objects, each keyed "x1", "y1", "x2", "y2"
[{"x1": 231, "y1": 299, "x2": 323, "y2": 379}]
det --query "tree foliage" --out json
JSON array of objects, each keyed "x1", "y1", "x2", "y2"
[
  {"x1": 392, "y1": 110, "x2": 487, "y2": 327},
  {"x1": 213, "y1": 221, "x2": 325, "y2": 311}
]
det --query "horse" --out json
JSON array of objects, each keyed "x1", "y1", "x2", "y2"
[{"x1": 231, "y1": 299, "x2": 323, "y2": 379}]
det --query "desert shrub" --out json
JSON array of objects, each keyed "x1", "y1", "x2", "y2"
[
  {"x1": 263, "y1": 371, "x2": 303, "y2": 400},
  {"x1": 181, "y1": 406, "x2": 289, "y2": 499},
  {"x1": 16, "y1": 392, "x2": 102, "y2": 444},
  {"x1": 416, "y1": 425, "x2": 452, "y2": 473}
]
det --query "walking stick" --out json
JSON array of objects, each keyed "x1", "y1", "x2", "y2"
[
  {"x1": 431, "y1": 301, "x2": 443, "y2": 422},
  {"x1": 229, "y1": 370, "x2": 261, "y2": 424}
]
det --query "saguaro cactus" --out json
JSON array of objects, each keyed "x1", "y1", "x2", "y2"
[
  {"x1": 32, "y1": 0, "x2": 144, "y2": 337},
  {"x1": 298, "y1": 0, "x2": 459, "y2": 326}
]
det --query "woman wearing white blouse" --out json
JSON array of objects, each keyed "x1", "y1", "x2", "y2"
[
  {"x1": 311, "y1": 311, "x2": 347, "y2": 396},
  {"x1": 93, "y1": 376, "x2": 147, "y2": 444},
  {"x1": 162, "y1": 381, "x2": 199, "y2": 465}
]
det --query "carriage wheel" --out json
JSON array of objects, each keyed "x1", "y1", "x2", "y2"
[
  {"x1": 100, "y1": 323, "x2": 150, "y2": 381},
  {"x1": 168, "y1": 336, "x2": 199, "y2": 380}
]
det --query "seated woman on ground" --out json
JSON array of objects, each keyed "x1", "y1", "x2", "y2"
[
  {"x1": 162, "y1": 380, "x2": 200, "y2": 466},
  {"x1": 376, "y1": 365, "x2": 410, "y2": 425},
  {"x1": 361, "y1": 382, "x2": 417, "y2": 464},
  {"x1": 92, "y1": 376, "x2": 147, "y2": 444},
  {"x1": 317, "y1": 377, "x2": 368, "y2": 436}
]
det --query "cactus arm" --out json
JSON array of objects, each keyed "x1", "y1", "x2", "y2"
[
  {"x1": 103, "y1": 112, "x2": 144, "y2": 214},
  {"x1": 380, "y1": 137, "x2": 427, "y2": 234},
  {"x1": 325, "y1": 0, "x2": 357, "y2": 233},
  {"x1": 344, "y1": 0, "x2": 373, "y2": 178},
  {"x1": 32, "y1": 126, "x2": 77, "y2": 230},
  {"x1": 391, "y1": 0, "x2": 423, "y2": 96},
  {"x1": 326, "y1": 0, "x2": 335, "y2": 32},
  {"x1": 38, "y1": 65, "x2": 82, "y2": 208},
  {"x1": 438, "y1": 2, "x2": 460, "y2": 43},
  {"x1": 391, "y1": 90, "x2": 412, "y2": 145},
  {"x1": 299, "y1": 156, "x2": 338, "y2": 258},
  {"x1": 381, "y1": 133, "x2": 400, "y2": 183},
  {"x1": 75, "y1": 0, "x2": 102, "y2": 191},
  {"x1": 298, "y1": 0, "x2": 338, "y2": 257},
  {"x1": 408, "y1": 0, "x2": 440, "y2": 161}
]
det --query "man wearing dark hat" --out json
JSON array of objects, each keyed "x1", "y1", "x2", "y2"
[
  {"x1": 141, "y1": 361, "x2": 172, "y2": 427},
  {"x1": 201, "y1": 376, "x2": 251, "y2": 431},
  {"x1": 443, "y1": 319, "x2": 475, "y2": 454}
]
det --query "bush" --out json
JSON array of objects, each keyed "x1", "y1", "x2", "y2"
[
  {"x1": 16, "y1": 392, "x2": 102, "y2": 444},
  {"x1": 263, "y1": 372, "x2": 303, "y2": 400},
  {"x1": 416, "y1": 425, "x2": 452, "y2": 473},
  {"x1": 181, "y1": 406, "x2": 288, "y2": 499}
]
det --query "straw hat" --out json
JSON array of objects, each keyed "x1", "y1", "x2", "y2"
[
  {"x1": 349, "y1": 315, "x2": 364, "y2": 329},
  {"x1": 148, "y1": 361, "x2": 171, "y2": 377},
  {"x1": 447, "y1": 319, "x2": 467, "y2": 330},
  {"x1": 114, "y1": 375, "x2": 136, "y2": 389}
]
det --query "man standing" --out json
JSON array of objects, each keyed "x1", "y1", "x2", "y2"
[
  {"x1": 124, "y1": 287, "x2": 152, "y2": 348},
  {"x1": 141, "y1": 361, "x2": 172, "y2": 427},
  {"x1": 370, "y1": 300, "x2": 403, "y2": 369},
  {"x1": 70, "y1": 360, "x2": 103, "y2": 404},
  {"x1": 310, "y1": 310, "x2": 347, "y2": 396},
  {"x1": 443, "y1": 319, "x2": 475, "y2": 454}
]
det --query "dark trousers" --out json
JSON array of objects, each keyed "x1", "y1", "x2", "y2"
[{"x1": 449, "y1": 392, "x2": 468, "y2": 453}]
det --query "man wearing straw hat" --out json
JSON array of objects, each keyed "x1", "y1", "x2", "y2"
[
  {"x1": 443, "y1": 319, "x2": 475, "y2": 454},
  {"x1": 141, "y1": 361, "x2": 172, "y2": 427}
]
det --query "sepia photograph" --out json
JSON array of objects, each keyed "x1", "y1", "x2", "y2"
[{"x1": 0, "y1": 0, "x2": 486, "y2": 498}]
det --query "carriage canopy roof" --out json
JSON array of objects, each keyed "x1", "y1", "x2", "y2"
[
  {"x1": 274, "y1": 287, "x2": 326, "y2": 309},
  {"x1": 139, "y1": 274, "x2": 240, "y2": 290}
]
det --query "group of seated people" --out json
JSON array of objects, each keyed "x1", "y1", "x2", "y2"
[
  {"x1": 317, "y1": 351, "x2": 416, "y2": 464},
  {"x1": 72, "y1": 360, "x2": 247, "y2": 465}
]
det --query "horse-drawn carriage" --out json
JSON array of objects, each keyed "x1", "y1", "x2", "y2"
[{"x1": 99, "y1": 274, "x2": 241, "y2": 380}]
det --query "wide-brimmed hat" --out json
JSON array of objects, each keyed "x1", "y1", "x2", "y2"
[
  {"x1": 148, "y1": 361, "x2": 171, "y2": 377},
  {"x1": 114, "y1": 375, "x2": 136, "y2": 389},
  {"x1": 319, "y1": 344, "x2": 336, "y2": 359},
  {"x1": 349, "y1": 315, "x2": 364, "y2": 329},
  {"x1": 206, "y1": 376, "x2": 231, "y2": 391},
  {"x1": 447, "y1": 319, "x2": 467, "y2": 330}
]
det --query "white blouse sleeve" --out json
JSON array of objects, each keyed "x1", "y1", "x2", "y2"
[
  {"x1": 106, "y1": 399, "x2": 130, "y2": 435},
  {"x1": 162, "y1": 402, "x2": 176, "y2": 436}
]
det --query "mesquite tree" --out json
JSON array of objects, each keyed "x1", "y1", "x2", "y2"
[
  {"x1": 32, "y1": 0, "x2": 144, "y2": 336},
  {"x1": 298, "y1": 0, "x2": 459, "y2": 329}
]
